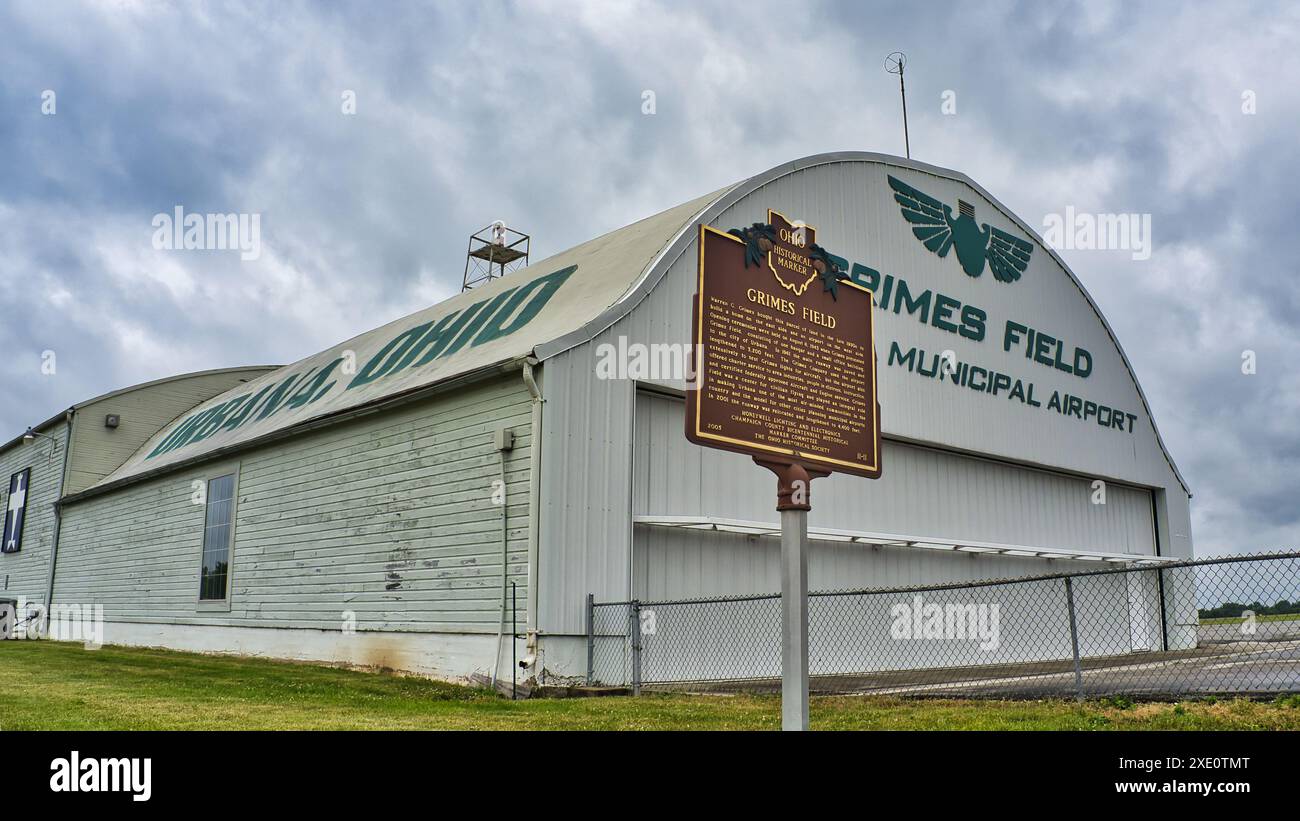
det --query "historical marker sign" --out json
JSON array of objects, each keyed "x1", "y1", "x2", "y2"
[
  {"x1": 685, "y1": 209, "x2": 881, "y2": 731},
  {"x1": 686, "y1": 210, "x2": 881, "y2": 479}
]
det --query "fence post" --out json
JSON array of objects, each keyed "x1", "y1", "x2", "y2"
[
  {"x1": 630, "y1": 600, "x2": 643, "y2": 696},
  {"x1": 585, "y1": 593, "x2": 594, "y2": 686},
  {"x1": 1064, "y1": 576, "x2": 1085, "y2": 702},
  {"x1": 1156, "y1": 567, "x2": 1170, "y2": 652}
]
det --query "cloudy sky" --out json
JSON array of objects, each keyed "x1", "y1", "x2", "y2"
[{"x1": 1, "y1": 0, "x2": 1296, "y2": 559}]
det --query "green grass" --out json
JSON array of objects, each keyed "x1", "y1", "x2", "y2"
[
  {"x1": 1199, "y1": 612, "x2": 1300, "y2": 625},
  {"x1": 3, "y1": 640, "x2": 1299, "y2": 730}
]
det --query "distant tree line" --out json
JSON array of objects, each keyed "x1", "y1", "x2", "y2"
[{"x1": 1200, "y1": 599, "x2": 1300, "y2": 619}]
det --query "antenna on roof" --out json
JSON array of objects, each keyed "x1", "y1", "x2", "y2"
[
  {"x1": 885, "y1": 51, "x2": 910, "y2": 159},
  {"x1": 463, "y1": 220, "x2": 530, "y2": 291}
]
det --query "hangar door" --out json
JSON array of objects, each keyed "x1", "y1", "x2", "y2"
[{"x1": 632, "y1": 390, "x2": 1157, "y2": 601}]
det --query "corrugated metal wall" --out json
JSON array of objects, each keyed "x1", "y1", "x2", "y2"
[
  {"x1": 538, "y1": 157, "x2": 1190, "y2": 637},
  {"x1": 686, "y1": 162, "x2": 1186, "y2": 490},
  {"x1": 538, "y1": 371, "x2": 637, "y2": 634},
  {"x1": 54, "y1": 375, "x2": 532, "y2": 633},
  {"x1": 633, "y1": 391, "x2": 1153, "y2": 600},
  {"x1": 0, "y1": 422, "x2": 68, "y2": 607}
]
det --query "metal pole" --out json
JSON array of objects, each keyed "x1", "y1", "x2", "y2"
[
  {"x1": 630, "y1": 600, "x2": 643, "y2": 696},
  {"x1": 585, "y1": 592, "x2": 595, "y2": 686},
  {"x1": 1064, "y1": 577, "x2": 1085, "y2": 702},
  {"x1": 43, "y1": 414, "x2": 73, "y2": 627},
  {"x1": 889, "y1": 53, "x2": 909, "y2": 160},
  {"x1": 898, "y1": 70, "x2": 910, "y2": 159},
  {"x1": 511, "y1": 581, "x2": 517, "y2": 700},
  {"x1": 781, "y1": 508, "x2": 810, "y2": 730},
  {"x1": 491, "y1": 448, "x2": 508, "y2": 688}
]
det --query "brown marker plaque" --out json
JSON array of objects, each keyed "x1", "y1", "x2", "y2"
[{"x1": 686, "y1": 211, "x2": 881, "y2": 478}]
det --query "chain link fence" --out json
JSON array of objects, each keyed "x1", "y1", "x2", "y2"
[{"x1": 586, "y1": 552, "x2": 1300, "y2": 699}]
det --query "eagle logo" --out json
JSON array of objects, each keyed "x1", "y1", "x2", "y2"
[{"x1": 887, "y1": 175, "x2": 1033, "y2": 283}]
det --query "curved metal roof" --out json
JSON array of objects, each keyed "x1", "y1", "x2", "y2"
[
  {"x1": 78, "y1": 151, "x2": 1187, "y2": 499},
  {"x1": 0, "y1": 365, "x2": 279, "y2": 455},
  {"x1": 78, "y1": 188, "x2": 727, "y2": 496},
  {"x1": 536, "y1": 151, "x2": 1189, "y2": 495}
]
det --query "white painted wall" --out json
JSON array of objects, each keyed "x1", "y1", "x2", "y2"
[
  {"x1": 0, "y1": 421, "x2": 68, "y2": 609},
  {"x1": 52, "y1": 375, "x2": 534, "y2": 681},
  {"x1": 68, "y1": 621, "x2": 522, "y2": 683}
]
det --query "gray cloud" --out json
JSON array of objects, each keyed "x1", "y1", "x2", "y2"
[{"x1": 0, "y1": 0, "x2": 1296, "y2": 558}]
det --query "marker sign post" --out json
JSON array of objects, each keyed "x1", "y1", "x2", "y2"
[{"x1": 686, "y1": 212, "x2": 881, "y2": 730}]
